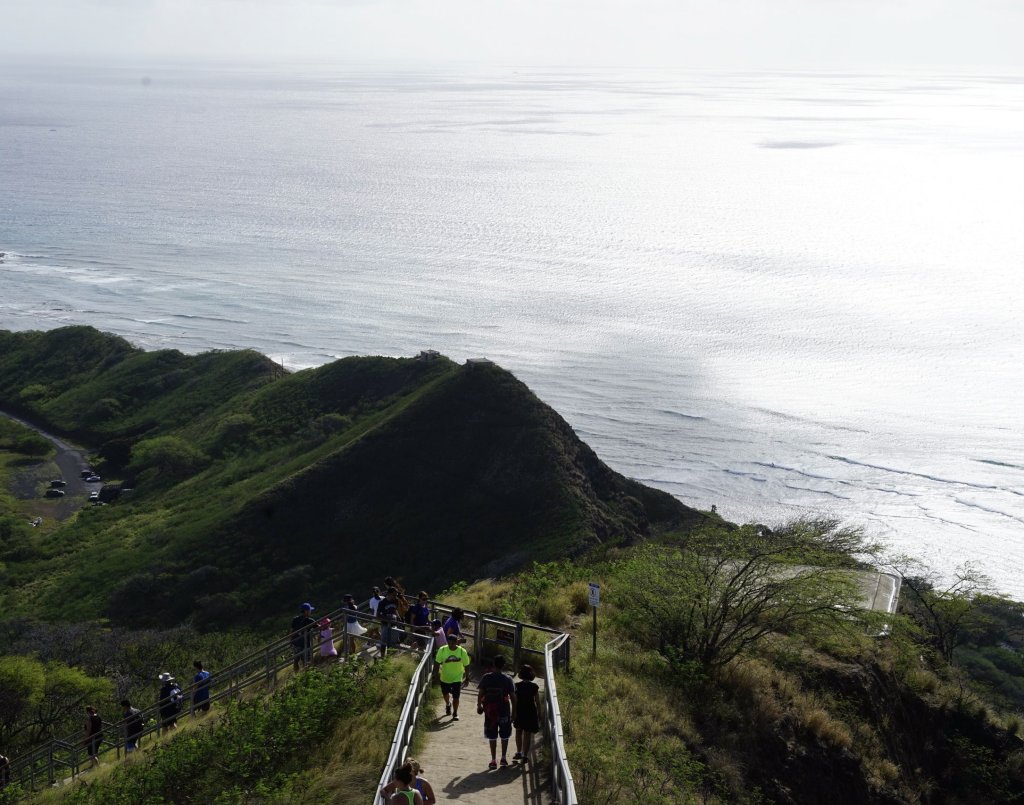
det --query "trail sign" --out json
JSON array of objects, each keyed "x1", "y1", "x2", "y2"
[{"x1": 588, "y1": 582, "x2": 600, "y2": 607}]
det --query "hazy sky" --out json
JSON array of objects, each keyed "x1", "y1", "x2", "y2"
[{"x1": 3, "y1": 0, "x2": 1024, "y2": 70}]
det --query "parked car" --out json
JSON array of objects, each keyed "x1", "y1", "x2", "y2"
[
  {"x1": 80, "y1": 469, "x2": 94, "y2": 479},
  {"x1": 44, "y1": 488, "x2": 65, "y2": 498},
  {"x1": 88, "y1": 492, "x2": 100, "y2": 502},
  {"x1": 85, "y1": 474, "x2": 101, "y2": 483},
  {"x1": 50, "y1": 479, "x2": 66, "y2": 488}
]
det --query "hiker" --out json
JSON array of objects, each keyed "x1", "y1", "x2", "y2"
[
  {"x1": 290, "y1": 602, "x2": 317, "y2": 671},
  {"x1": 477, "y1": 655, "x2": 516, "y2": 769},
  {"x1": 380, "y1": 758, "x2": 435, "y2": 805},
  {"x1": 120, "y1": 699, "x2": 143, "y2": 753},
  {"x1": 513, "y1": 664, "x2": 540, "y2": 763},
  {"x1": 193, "y1": 661, "x2": 212, "y2": 713},
  {"x1": 409, "y1": 591, "x2": 432, "y2": 649},
  {"x1": 83, "y1": 705, "x2": 102, "y2": 767},
  {"x1": 443, "y1": 608, "x2": 466, "y2": 644},
  {"x1": 381, "y1": 762, "x2": 424, "y2": 805},
  {"x1": 430, "y1": 619, "x2": 446, "y2": 683},
  {"x1": 384, "y1": 576, "x2": 409, "y2": 621},
  {"x1": 369, "y1": 586, "x2": 383, "y2": 616},
  {"x1": 435, "y1": 632, "x2": 470, "y2": 720},
  {"x1": 0, "y1": 752, "x2": 10, "y2": 788},
  {"x1": 318, "y1": 617, "x2": 338, "y2": 662},
  {"x1": 157, "y1": 672, "x2": 182, "y2": 735},
  {"x1": 379, "y1": 588, "x2": 401, "y2": 657},
  {"x1": 342, "y1": 594, "x2": 367, "y2": 654}
]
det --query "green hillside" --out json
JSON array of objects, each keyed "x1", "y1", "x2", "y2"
[{"x1": 0, "y1": 326, "x2": 705, "y2": 629}]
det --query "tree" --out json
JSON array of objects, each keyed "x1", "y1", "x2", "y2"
[
  {"x1": 885, "y1": 556, "x2": 993, "y2": 664},
  {"x1": 0, "y1": 656, "x2": 109, "y2": 752},
  {"x1": 129, "y1": 435, "x2": 208, "y2": 480},
  {"x1": 617, "y1": 521, "x2": 863, "y2": 670}
]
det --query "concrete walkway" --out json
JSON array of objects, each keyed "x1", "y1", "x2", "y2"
[{"x1": 415, "y1": 674, "x2": 551, "y2": 805}]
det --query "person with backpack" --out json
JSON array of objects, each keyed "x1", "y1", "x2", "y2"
[
  {"x1": 157, "y1": 672, "x2": 182, "y2": 735},
  {"x1": 83, "y1": 705, "x2": 103, "y2": 767},
  {"x1": 381, "y1": 762, "x2": 424, "y2": 805},
  {"x1": 380, "y1": 758, "x2": 434, "y2": 804},
  {"x1": 120, "y1": 699, "x2": 144, "y2": 753},
  {"x1": 192, "y1": 660, "x2": 212, "y2": 714},
  {"x1": 477, "y1": 655, "x2": 517, "y2": 769},
  {"x1": 379, "y1": 588, "x2": 402, "y2": 657},
  {"x1": 290, "y1": 602, "x2": 317, "y2": 671}
]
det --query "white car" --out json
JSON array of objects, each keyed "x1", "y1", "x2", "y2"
[{"x1": 85, "y1": 474, "x2": 102, "y2": 483}]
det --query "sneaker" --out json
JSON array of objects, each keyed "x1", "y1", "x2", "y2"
[
  {"x1": 452, "y1": 714, "x2": 460, "y2": 721},
  {"x1": 500, "y1": 758, "x2": 509, "y2": 767},
  {"x1": 445, "y1": 703, "x2": 452, "y2": 716},
  {"x1": 488, "y1": 761, "x2": 497, "y2": 770},
  {"x1": 512, "y1": 752, "x2": 523, "y2": 760}
]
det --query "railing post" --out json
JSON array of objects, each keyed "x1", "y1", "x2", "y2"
[{"x1": 514, "y1": 622, "x2": 523, "y2": 671}]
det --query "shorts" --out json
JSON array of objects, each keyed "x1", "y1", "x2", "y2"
[
  {"x1": 194, "y1": 699, "x2": 211, "y2": 713},
  {"x1": 513, "y1": 712, "x2": 540, "y2": 733},
  {"x1": 125, "y1": 738, "x2": 138, "y2": 753},
  {"x1": 484, "y1": 714, "x2": 512, "y2": 741},
  {"x1": 440, "y1": 681, "x2": 463, "y2": 699},
  {"x1": 346, "y1": 620, "x2": 367, "y2": 636}
]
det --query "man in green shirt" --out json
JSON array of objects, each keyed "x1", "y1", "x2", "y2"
[{"x1": 435, "y1": 632, "x2": 470, "y2": 720}]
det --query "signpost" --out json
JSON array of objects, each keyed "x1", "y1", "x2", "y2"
[{"x1": 588, "y1": 583, "x2": 600, "y2": 658}]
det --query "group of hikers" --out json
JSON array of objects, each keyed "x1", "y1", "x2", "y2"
[
  {"x1": 3, "y1": 582, "x2": 543, "y2": 795},
  {"x1": 288, "y1": 578, "x2": 450, "y2": 669},
  {"x1": 60, "y1": 660, "x2": 214, "y2": 772}
]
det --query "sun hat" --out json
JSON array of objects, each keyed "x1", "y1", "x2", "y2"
[
  {"x1": 319, "y1": 617, "x2": 331, "y2": 627},
  {"x1": 158, "y1": 672, "x2": 171, "y2": 682}
]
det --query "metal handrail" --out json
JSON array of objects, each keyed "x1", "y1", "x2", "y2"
[
  {"x1": 372, "y1": 644, "x2": 436, "y2": 804},
  {"x1": 8, "y1": 601, "x2": 384, "y2": 791},
  {"x1": 372, "y1": 608, "x2": 577, "y2": 805},
  {"x1": 544, "y1": 632, "x2": 578, "y2": 805}
]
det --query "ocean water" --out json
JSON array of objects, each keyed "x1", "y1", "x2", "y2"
[{"x1": 2, "y1": 63, "x2": 1023, "y2": 596}]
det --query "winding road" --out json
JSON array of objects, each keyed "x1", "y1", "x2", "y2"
[{"x1": 1, "y1": 408, "x2": 94, "y2": 520}]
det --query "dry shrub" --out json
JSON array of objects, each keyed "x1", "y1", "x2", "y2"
[
  {"x1": 865, "y1": 758, "x2": 901, "y2": 790},
  {"x1": 439, "y1": 579, "x2": 515, "y2": 614},
  {"x1": 532, "y1": 592, "x2": 571, "y2": 628},
  {"x1": 704, "y1": 746, "x2": 745, "y2": 797},
  {"x1": 801, "y1": 706, "x2": 853, "y2": 750},
  {"x1": 905, "y1": 668, "x2": 939, "y2": 694},
  {"x1": 567, "y1": 581, "x2": 592, "y2": 615},
  {"x1": 718, "y1": 659, "x2": 785, "y2": 727}
]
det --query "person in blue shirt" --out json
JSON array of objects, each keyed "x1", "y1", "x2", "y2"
[{"x1": 192, "y1": 660, "x2": 212, "y2": 713}]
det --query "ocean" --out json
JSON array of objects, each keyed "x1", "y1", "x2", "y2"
[{"x1": 1, "y1": 63, "x2": 1022, "y2": 596}]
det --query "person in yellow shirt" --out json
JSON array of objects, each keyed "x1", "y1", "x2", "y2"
[{"x1": 434, "y1": 633, "x2": 470, "y2": 720}]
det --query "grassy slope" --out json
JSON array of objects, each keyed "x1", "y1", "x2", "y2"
[
  {"x1": 444, "y1": 561, "x2": 1024, "y2": 805},
  {"x1": 18, "y1": 657, "x2": 412, "y2": 805}
]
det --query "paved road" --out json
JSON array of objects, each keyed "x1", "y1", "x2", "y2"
[
  {"x1": 0, "y1": 408, "x2": 93, "y2": 519},
  {"x1": 416, "y1": 673, "x2": 551, "y2": 805}
]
